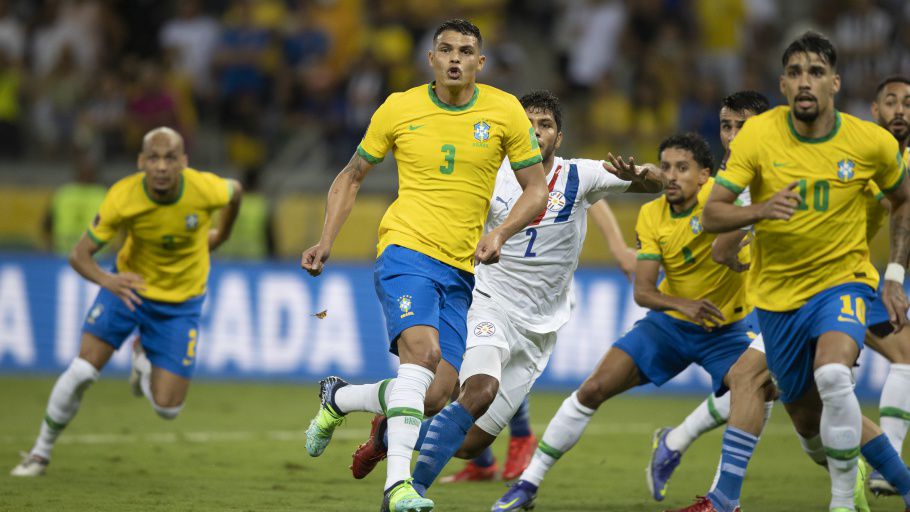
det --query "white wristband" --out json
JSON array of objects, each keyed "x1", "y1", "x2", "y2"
[{"x1": 884, "y1": 263, "x2": 906, "y2": 284}]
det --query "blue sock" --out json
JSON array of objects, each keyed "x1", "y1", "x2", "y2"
[
  {"x1": 509, "y1": 396, "x2": 532, "y2": 438},
  {"x1": 862, "y1": 433, "x2": 910, "y2": 506},
  {"x1": 473, "y1": 447, "x2": 496, "y2": 468},
  {"x1": 382, "y1": 417, "x2": 431, "y2": 452},
  {"x1": 707, "y1": 427, "x2": 759, "y2": 512},
  {"x1": 411, "y1": 402, "x2": 475, "y2": 494}
]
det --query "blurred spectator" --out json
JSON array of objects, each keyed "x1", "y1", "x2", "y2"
[
  {"x1": 0, "y1": 46, "x2": 22, "y2": 158},
  {"x1": 75, "y1": 70, "x2": 126, "y2": 159},
  {"x1": 834, "y1": 0, "x2": 892, "y2": 108},
  {"x1": 678, "y1": 80, "x2": 723, "y2": 161},
  {"x1": 215, "y1": 168, "x2": 272, "y2": 260},
  {"x1": 31, "y1": 45, "x2": 88, "y2": 157},
  {"x1": 557, "y1": 0, "x2": 626, "y2": 90},
  {"x1": 125, "y1": 60, "x2": 181, "y2": 151},
  {"x1": 0, "y1": 0, "x2": 24, "y2": 66},
  {"x1": 694, "y1": 0, "x2": 745, "y2": 93},
  {"x1": 30, "y1": 0, "x2": 100, "y2": 79},
  {"x1": 159, "y1": 0, "x2": 221, "y2": 105},
  {"x1": 43, "y1": 153, "x2": 106, "y2": 255}
]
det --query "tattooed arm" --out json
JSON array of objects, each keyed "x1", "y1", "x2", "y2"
[
  {"x1": 883, "y1": 176, "x2": 910, "y2": 330},
  {"x1": 302, "y1": 153, "x2": 375, "y2": 276}
]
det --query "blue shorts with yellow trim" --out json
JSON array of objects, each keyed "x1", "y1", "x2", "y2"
[
  {"x1": 82, "y1": 287, "x2": 204, "y2": 379},
  {"x1": 866, "y1": 279, "x2": 894, "y2": 338},
  {"x1": 756, "y1": 282, "x2": 874, "y2": 404},
  {"x1": 373, "y1": 245, "x2": 474, "y2": 371},
  {"x1": 613, "y1": 311, "x2": 752, "y2": 395}
]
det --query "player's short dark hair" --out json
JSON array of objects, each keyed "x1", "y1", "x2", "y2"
[
  {"x1": 876, "y1": 75, "x2": 910, "y2": 98},
  {"x1": 433, "y1": 19, "x2": 482, "y2": 49},
  {"x1": 722, "y1": 90, "x2": 770, "y2": 115},
  {"x1": 520, "y1": 90, "x2": 562, "y2": 132},
  {"x1": 659, "y1": 133, "x2": 715, "y2": 171},
  {"x1": 781, "y1": 30, "x2": 837, "y2": 69}
]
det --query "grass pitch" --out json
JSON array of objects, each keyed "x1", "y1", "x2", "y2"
[{"x1": 0, "y1": 376, "x2": 905, "y2": 511}]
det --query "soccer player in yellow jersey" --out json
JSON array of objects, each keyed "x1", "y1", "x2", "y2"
[
  {"x1": 702, "y1": 32, "x2": 910, "y2": 512},
  {"x1": 300, "y1": 19, "x2": 549, "y2": 511},
  {"x1": 492, "y1": 133, "x2": 761, "y2": 511},
  {"x1": 10, "y1": 127, "x2": 242, "y2": 477}
]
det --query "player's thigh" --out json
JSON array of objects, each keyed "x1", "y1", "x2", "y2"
[
  {"x1": 867, "y1": 328, "x2": 910, "y2": 364},
  {"x1": 398, "y1": 324, "x2": 442, "y2": 370},
  {"x1": 809, "y1": 283, "x2": 873, "y2": 369},
  {"x1": 473, "y1": 338, "x2": 545, "y2": 439},
  {"x1": 149, "y1": 365, "x2": 191, "y2": 407},
  {"x1": 80, "y1": 286, "x2": 141, "y2": 369},
  {"x1": 78, "y1": 332, "x2": 117, "y2": 370},
  {"x1": 814, "y1": 331, "x2": 861, "y2": 369},
  {"x1": 138, "y1": 295, "x2": 204, "y2": 381},
  {"x1": 722, "y1": 345, "x2": 771, "y2": 393}
]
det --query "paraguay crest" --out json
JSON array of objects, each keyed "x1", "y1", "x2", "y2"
[
  {"x1": 474, "y1": 120, "x2": 490, "y2": 142},
  {"x1": 185, "y1": 213, "x2": 199, "y2": 231},
  {"x1": 398, "y1": 295, "x2": 414, "y2": 319},
  {"x1": 474, "y1": 321, "x2": 496, "y2": 337},
  {"x1": 837, "y1": 159, "x2": 855, "y2": 182},
  {"x1": 547, "y1": 191, "x2": 566, "y2": 212},
  {"x1": 690, "y1": 215, "x2": 703, "y2": 234}
]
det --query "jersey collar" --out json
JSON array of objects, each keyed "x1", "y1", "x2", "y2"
[
  {"x1": 428, "y1": 82, "x2": 479, "y2": 112},
  {"x1": 143, "y1": 174, "x2": 185, "y2": 205},
  {"x1": 787, "y1": 109, "x2": 841, "y2": 144}
]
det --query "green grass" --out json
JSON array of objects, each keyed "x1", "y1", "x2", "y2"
[{"x1": 0, "y1": 376, "x2": 904, "y2": 511}]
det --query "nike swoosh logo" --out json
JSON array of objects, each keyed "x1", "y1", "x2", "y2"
[
  {"x1": 495, "y1": 498, "x2": 520, "y2": 509},
  {"x1": 408, "y1": 124, "x2": 425, "y2": 130},
  {"x1": 772, "y1": 162, "x2": 790, "y2": 167},
  {"x1": 837, "y1": 315, "x2": 859, "y2": 324}
]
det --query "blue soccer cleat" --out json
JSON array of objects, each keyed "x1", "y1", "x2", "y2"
[
  {"x1": 647, "y1": 427, "x2": 682, "y2": 501},
  {"x1": 304, "y1": 376, "x2": 348, "y2": 457},
  {"x1": 492, "y1": 480, "x2": 537, "y2": 511}
]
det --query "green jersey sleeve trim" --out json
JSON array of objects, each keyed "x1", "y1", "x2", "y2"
[
  {"x1": 85, "y1": 229, "x2": 107, "y2": 248},
  {"x1": 356, "y1": 145, "x2": 384, "y2": 164},
  {"x1": 510, "y1": 154, "x2": 543, "y2": 170},
  {"x1": 715, "y1": 175, "x2": 745, "y2": 195},
  {"x1": 875, "y1": 192, "x2": 885, "y2": 202},
  {"x1": 881, "y1": 170, "x2": 905, "y2": 194},
  {"x1": 637, "y1": 253, "x2": 661, "y2": 261}
]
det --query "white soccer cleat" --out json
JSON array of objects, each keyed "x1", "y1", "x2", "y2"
[
  {"x1": 10, "y1": 451, "x2": 48, "y2": 477},
  {"x1": 129, "y1": 338, "x2": 150, "y2": 398}
]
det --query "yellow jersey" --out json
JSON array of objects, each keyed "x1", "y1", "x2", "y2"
[
  {"x1": 87, "y1": 168, "x2": 233, "y2": 303},
  {"x1": 717, "y1": 106, "x2": 905, "y2": 311},
  {"x1": 636, "y1": 178, "x2": 751, "y2": 325},
  {"x1": 357, "y1": 82, "x2": 542, "y2": 273}
]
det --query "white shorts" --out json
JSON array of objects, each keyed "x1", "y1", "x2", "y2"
[{"x1": 460, "y1": 292, "x2": 557, "y2": 437}]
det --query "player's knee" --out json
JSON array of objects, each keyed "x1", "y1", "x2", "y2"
[
  {"x1": 577, "y1": 379, "x2": 609, "y2": 409},
  {"x1": 814, "y1": 363, "x2": 854, "y2": 402},
  {"x1": 423, "y1": 388, "x2": 449, "y2": 417},
  {"x1": 151, "y1": 400, "x2": 183, "y2": 420},
  {"x1": 460, "y1": 375, "x2": 499, "y2": 418}
]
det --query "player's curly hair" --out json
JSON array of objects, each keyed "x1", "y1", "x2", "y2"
[
  {"x1": 520, "y1": 90, "x2": 562, "y2": 132},
  {"x1": 722, "y1": 91, "x2": 770, "y2": 116},
  {"x1": 875, "y1": 75, "x2": 910, "y2": 98},
  {"x1": 433, "y1": 19, "x2": 482, "y2": 48},
  {"x1": 659, "y1": 133, "x2": 715, "y2": 171},
  {"x1": 782, "y1": 30, "x2": 837, "y2": 69}
]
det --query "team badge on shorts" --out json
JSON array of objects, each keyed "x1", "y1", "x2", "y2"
[
  {"x1": 185, "y1": 213, "x2": 199, "y2": 231},
  {"x1": 87, "y1": 304, "x2": 104, "y2": 324},
  {"x1": 474, "y1": 321, "x2": 496, "y2": 337},
  {"x1": 837, "y1": 159, "x2": 855, "y2": 182},
  {"x1": 398, "y1": 295, "x2": 414, "y2": 318},
  {"x1": 690, "y1": 215, "x2": 703, "y2": 234},
  {"x1": 474, "y1": 121, "x2": 490, "y2": 142},
  {"x1": 547, "y1": 191, "x2": 566, "y2": 212}
]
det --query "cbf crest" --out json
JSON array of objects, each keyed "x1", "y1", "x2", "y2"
[
  {"x1": 837, "y1": 159, "x2": 855, "y2": 182},
  {"x1": 185, "y1": 213, "x2": 199, "y2": 231},
  {"x1": 473, "y1": 121, "x2": 490, "y2": 142},
  {"x1": 690, "y1": 216, "x2": 703, "y2": 235},
  {"x1": 398, "y1": 295, "x2": 414, "y2": 319}
]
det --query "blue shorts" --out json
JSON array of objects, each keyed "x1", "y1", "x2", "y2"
[
  {"x1": 374, "y1": 245, "x2": 475, "y2": 371},
  {"x1": 613, "y1": 311, "x2": 752, "y2": 395},
  {"x1": 82, "y1": 287, "x2": 205, "y2": 379},
  {"x1": 867, "y1": 279, "x2": 894, "y2": 338},
  {"x1": 756, "y1": 282, "x2": 875, "y2": 404}
]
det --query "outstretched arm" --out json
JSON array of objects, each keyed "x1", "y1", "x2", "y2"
[
  {"x1": 603, "y1": 153, "x2": 665, "y2": 193},
  {"x1": 475, "y1": 162, "x2": 548, "y2": 264},
  {"x1": 588, "y1": 199, "x2": 637, "y2": 278},
  {"x1": 301, "y1": 152, "x2": 374, "y2": 276}
]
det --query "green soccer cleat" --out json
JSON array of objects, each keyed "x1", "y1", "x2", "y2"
[
  {"x1": 854, "y1": 459, "x2": 870, "y2": 512},
  {"x1": 304, "y1": 376, "x2": 348, "y2": 457},
  {"x1": 381, "y1": 480, "x2": 434, "y2": 512}
]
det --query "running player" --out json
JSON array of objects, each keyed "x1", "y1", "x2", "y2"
[
  {"x1": 864, "y1": 75, "x2": 910, "y2": 495},
  {"x1": 300, "y1": 19, "x2": 549, "y2": 512},
  {"x1": 10, "y1": 127, "x2": 242, "y2": 476},
  {"x1": 695, "y1": 32, "x2": 910, "y2": 512},
  {"x1": 494, "y1": 132, "x2": 764, "y2": 511}
]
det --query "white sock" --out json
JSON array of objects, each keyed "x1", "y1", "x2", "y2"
[
  {"x1": 880, "y1": 363, "x2": 910, "y2": 456},
  {"x1": 522, "y1": 391, "x2": 595, "y2": 487},
  {"x1": 136, "y1": 358, "x2": 183, "y2": 420},
  {"x1": 816, "y1": 363, "x2": 862, "y2": 510},
  {"x1": 798, "y1": 433, "x2": 828, "y2": 466},
  {"x1": 31, "y1": 358, "x2": 100, "y2": 459},
  {"x1": 667, "y1": 392, "x2": 730, "y2": 453},
  {"x1": 385, "y1": 364, "x2": 434, "y2": 490},
  {"x1": 710, "y1": 401, "x2": 773, "y2": 491},
  {"x1": 334, "y1": 379, "x2": 393, "y2": 415}
]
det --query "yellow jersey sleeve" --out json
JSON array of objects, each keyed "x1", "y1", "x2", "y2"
[
  {"x1": 635, "y1": 205, "x2": 661, "y2": 261},
  {"x1": 715, "y1": 121, "x2": 760, "y2": 195},
  {"x1": 502, "y1": 97, "x2": 543, "y2": 170},
  {"x1": 86, "y1": 185, "x2": 123, "y2": 246},
  {"x1": 357, "y1": 94, "x2": 397, "y2": 164},
  {"x1": 196, "y1": 171, "x2": 233, "y2": 209},
  {"x1": 872, "y1": 130, "x2": 906, "y2": 194}
]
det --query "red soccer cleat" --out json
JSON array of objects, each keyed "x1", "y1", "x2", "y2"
[
  {"x1": 439, "y1": 460, "x2": 498, "y2": 483},
  {"x1": 663, "y1": 496, "x2": 741, "y2": 512},
  {"x1": 350, "y1": 414, "x2": 387, "y2": 479},
  {"x1": 502, "y1": 434, "x2": 537, "y2": 481}
]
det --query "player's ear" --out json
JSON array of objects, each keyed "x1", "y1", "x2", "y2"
[
  {"x1": 698, "y1": 166, "x2": 711, "y2": 185},
  {"x1": 477, "y1": 53, "x2": 485, "y2": 71},
  {"x1": 871, "y1": 101, "x2": 880, "y2": 120},
  {"x1": 554, "y1": 131, "x2": 563, "y2": 151},
  {"x1": 832, "y1": 73, "x2": 841, "y2": 95},
  {"x1": 427, "y1": 50, "x2": 434, "y2": 67}
]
